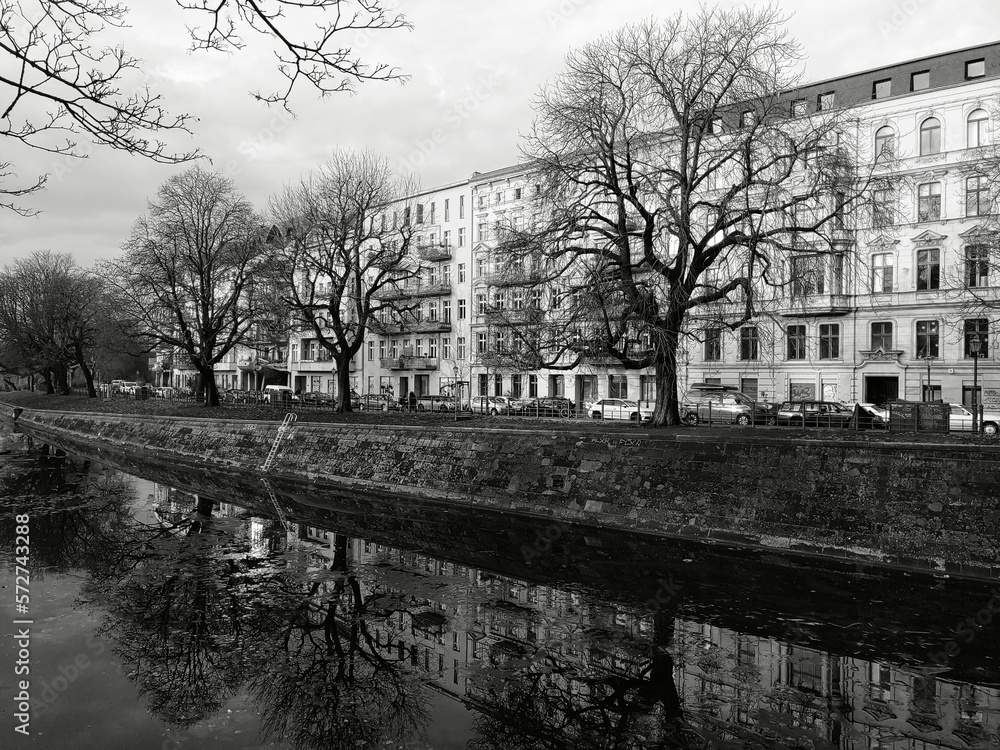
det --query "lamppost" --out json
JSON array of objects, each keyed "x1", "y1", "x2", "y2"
[
  {"x1": 970, "y1": 333, "x2": 982, "y2": 433},
  {"x1": 920, "y1": 349, "x2": 935, "y2": 401}
]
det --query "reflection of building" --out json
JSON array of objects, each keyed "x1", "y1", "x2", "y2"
[{"x1": 344, "y1": 536, "x2": 1000, "y2": 749}]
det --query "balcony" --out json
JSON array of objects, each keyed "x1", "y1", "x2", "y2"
[
  {"x1": 418, "y1": 243, "x2": 452, "y2": 262},
  {"x1": 380, "y1": 356, "x2": 440, "y2": 371},
  {"x1": 483, "y1": 268, "x2": 544, "y2": 287},
  {"x1": 376, "y1": 280, "x2": 452, "y2": 300},
  {"x1": 476, "y1": 306, "x2": 545, "y2": 325},
  {"x1": 371, "y1": 317, "x2": 452, "y2": 334},
  {"x1": 777, "y1": 293, "x2": 853, "y2": 318}
]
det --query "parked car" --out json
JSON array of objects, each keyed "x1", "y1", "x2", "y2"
[
  {"x1": 948, "y1": 403, "x2": 1000, "y2": 436},
  {"x1": 471, "y1": 396, "x2": 513, "y2": 415},
  {"x1": 416, "y1": 394, "x2": 461, "y2": 411},
  {"x1": 116, "y1": 381, "x2": 140, "y2": 395},
  {"x1": 517, "y1": 397, "x2": 576, "y2": 418},
  {"x1": 681, "y1": 389, "x2": 775, "y2": 426},
  {"x1": 358, "y1": 393, "x2": 398, "y2": 411},
  {"x1": 852, "y1": 402, "x2": 888, "y2": 429},
  {"x1": 589, "y1": 398, "x2": 653, "y2": 422},
  {"x1": 299, "y1": 391, "x2": 335, "y2": 406},
  {"x1": 153, "y1": 386, "x2": 176, "y2": 399},
  {"x1": 776, "y1": 400, "x2": 854, "y2": 428},
  {"x1": 262, "y1": 384, "x2": 297, "y2": 403}
]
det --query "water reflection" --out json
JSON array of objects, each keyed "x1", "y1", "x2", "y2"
[{"x1": 1, "y1": 446, "x2": 999, "y2": 749}]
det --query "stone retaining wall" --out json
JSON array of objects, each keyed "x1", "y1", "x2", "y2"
[{"x1": 8, "y1": 406, "x2": 1000, "y2": 579}]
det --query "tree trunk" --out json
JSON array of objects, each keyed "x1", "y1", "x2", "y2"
[
  {"x1": 195, "y1": 363, "x2": 221, "y2": 406},
  {"x1": 335, "y1": 352, "x2": 354, "y2": 413},
  {"x1": 73, "y1": 345, "x2": 97, "y2": 398},
  {"x1": 650, "y1": 325, "x2": 683, "y2": 427},
  {"x1": 42, "y1": 370, "x2": 54, "y2": 394}
]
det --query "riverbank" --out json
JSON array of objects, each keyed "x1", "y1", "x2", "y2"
[{"x1": 4, "y1": 392, "x2": 1000, "y2": 581}]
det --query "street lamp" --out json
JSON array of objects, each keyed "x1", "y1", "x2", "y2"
[
  {"x1": 919, "y1": 349, "x2": 935, "y2": 402},
  {"x1": 970, "y1": 333, "x2": 982, "y2": 433}
]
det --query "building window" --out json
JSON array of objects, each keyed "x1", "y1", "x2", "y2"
[
  {"x1": 442, "y1": 300, "x2": 451, "y2": 322},
  {"x1": 966, "y1": 59, "x2": 986, "y2": 79},
  {"x1": 457, "y1": 336, "x2": 466, "y2": 360},
  {"x1": 379, "y1": 339, "x2": 386, "y2": 359},
  {"x1": 740, "y1": 110, "x2": 756, "y2": 128},
  {"x1": 817, "y1": 91, "x2": 835, "y2": 111},
  {"x1": 791, "y1": 254, "x2": 822, "y2": 297},
  {"x1": 608, "y1": 374, "x2": 627, "y2": 399},
  {"x1": 442, "y1": 337, "x2": 450, "y2": 358},
  {"x1": 871, "y1": 321, "x2": 893, "y2": 350},
  {"x1": 477, "y1": 222, "x2": 487, "y2": 242},
  {"x1": 415, "y1": 339, "x2": 424, "y2": 357},
  {"x1": 444, "y1": 198, "x2": 450, "y2": 221},
  {"x1": 874, "y1": 126, "x2": 894, "y2": 164},
  {"x1": 791, "y1": 99, "x2": 808, "y2": 117},
  {"x1": 459, "y1": 195, "x2": 465, "y2": 218},
  {"x1": 704, "y1": 328, "x2": 721, "y2": 362},
  {"x1": 514, "y1": 187, "x2": 522, "y2": 200},
  {"x1": 528, "y1": 373, "x2": 537, "y2": 397},
  {"x1": 739, "y1": 326, "x2": 759, "y2": 360},
  {"x1": 819, "y1": 324, "x2": 840, "y2": 359},
  {"x1": 871, "y1": 253, "x2": 894, "y2": 293},
  {"x1": 475, "y1": 258, "x2": 486, "y2": 277},
  {"x1": 494, "y1": 374, "x2": 502, "y2": 397},
  {"x1": 917, "y1": 182, "x2": 941, "y2": 221},
  {"x1": 916, "y1": 248, "x2": 940, "y2": 290},
  {"x1": 967, "y1": 176, "x2": 989, "y2": 216},
  {"x1": 916, "y1": 320, "x2": 939, "y2": 358},
  {"x1": 966, "y1": 245, "x2": 990, "y2": 288},
  {"x1": 968, "y1": 108, "x2": 989, "y2": 148},
  {"x1": 458, "y1": 227, "x2": 466, "y2": 246},
  {"x1": 458, "y1": 263, "x2": 466, "y2": 283},
  {"x1": 443, "y1": 230, "x2": 451, "y2": 247},
  {"x1": 911, "y1": 70, "x2": 930, "y2": 91},
  {"x1": 965, "y1": 318, "x2": 989, "y2": 358},
  {"x1": 457, "y1": 299, "x2": 466, "y2": 319},
  {"x1": 477, "y1": 373, "x2": 487, "y2": 397},
  {"x1": 428, "y1": 338, "x2": 438, "y2": 358},
  {"x1": 367, "y1": 340, "x2": 374, "y2": 361},
  {"x1": 475, "y1": 292, "x2": 486, "y2": 313},
  {"x1": 919, "y1": 117, "x2": 941, "y2": 156},
  {"x1": 786, "y1": 325, "x2": 806, "y2": 360},
  {"x1": 872, "y1": 78, "x2": 892, "y2": 99},
  {"x1": 476, "y1": 332, "x2": 487, "y2": 354},
  {"x1": 511, "y1": 373, "x2": 522, "y2": 398},
  {"x1": 872, "y1": 186, "x2": 894, "y2": 227}
]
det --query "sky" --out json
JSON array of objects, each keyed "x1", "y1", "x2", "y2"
[{"x1": 1, "y1": 0, "x2": 999, "y2": 268}]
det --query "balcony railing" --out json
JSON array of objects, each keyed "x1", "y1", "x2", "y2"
[
  {"x1": 375, "y1": 280, "x2": 452, "y2": 300},
  {"x1": 380, "y1": 356, "x2": 439, "y2": 371},
  {"x1": 778, "y1": 293, "x2": 853, "y2": 318},
  {"x1": 483, "y1": 268, "x2": 544, "y2": 287},
  {"x1": 418, "y1": 243, "x2": 452, "y2": 262}
]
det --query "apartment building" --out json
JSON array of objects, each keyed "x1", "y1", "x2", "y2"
[
  {"x1": 683, "y1": 41, "x2": 1000, "y2": 407},
  {"x1": 226, "y1": 41, "x2": 1000, "y2": 410}
]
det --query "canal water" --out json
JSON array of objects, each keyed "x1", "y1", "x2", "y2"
[{"x1": 1, "y1": 440, "x2": 999, "y2": 749}]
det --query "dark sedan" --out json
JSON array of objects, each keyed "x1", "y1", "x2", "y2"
[
  {"x1": 776, "y1": 400, "x2": 853, "y2": 428},
  {"x1": 517, "y1": 397, "x2": 576, "y2": 418}
]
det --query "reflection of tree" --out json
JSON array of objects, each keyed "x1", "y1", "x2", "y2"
[
  {"x1": 466, "y1": 611, "x2": 697, "y2": 750},
  {"x1": 82, "y1": 498, "x2": 254, "y2": 728},
  {"x1": 0, "y1": 453, "x2": 137, "y2": 576},
  {"x1": 248, "y1": 534, "x2": 430, "y2": 750}
]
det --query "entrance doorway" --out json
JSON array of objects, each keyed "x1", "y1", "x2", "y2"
[{"x1": 864, "y1": 376, "x2": 898, "y2": 406}]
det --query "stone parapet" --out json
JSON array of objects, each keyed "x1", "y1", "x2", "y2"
[{"x1": 8, "y1": 407, "x2": 1000, "y2": 580}]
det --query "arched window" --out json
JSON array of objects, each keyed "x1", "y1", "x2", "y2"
[
  {"x1": 919, "y1": 117, "x2": 941, "y2": 155},
  {"x1": 874, "y1": 126, "x2": 895, "y2": 163},
  {"x1": 968, "y1": 108, "x2": 989, "y2": 148}
]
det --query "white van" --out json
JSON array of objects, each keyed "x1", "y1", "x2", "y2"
[{"x1": 262, "y1": 384, "x2": 296, "y2": 403}]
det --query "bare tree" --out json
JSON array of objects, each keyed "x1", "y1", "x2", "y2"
[
  {"x1": 497, "y1": 6, "x2": 887, "y2": 426},
  {"x1": 0, "y1": 250, "x2": 115, "y2": 395},
  {"x1": 105, "y1": 167, "x2": 276, "y2": 407},
  {"x1": 269, "y1": 149, "x2": 425, "y2": 412},
  {"x1": 0, "y1": 0, "x2": 411, "y2": 212}
]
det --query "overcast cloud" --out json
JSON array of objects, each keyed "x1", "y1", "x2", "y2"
[{"x1": 1, "y1": 0, "x2": 998, "y2": 268}]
